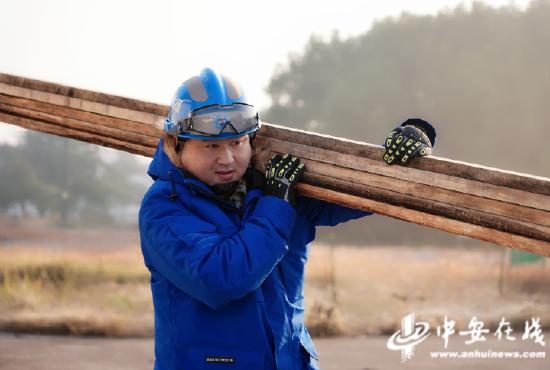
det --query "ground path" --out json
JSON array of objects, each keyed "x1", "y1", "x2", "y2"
[{"x1": 0, "y1": 332, "x2": 547, "y2": 369}]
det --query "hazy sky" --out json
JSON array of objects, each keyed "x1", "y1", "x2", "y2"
[{"x1": 0, "y1": 0, "x2": 531, "y2": 144}]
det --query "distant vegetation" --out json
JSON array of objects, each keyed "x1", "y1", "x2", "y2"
[
  {"x1": 0, "y1": 130, "x2": 149, "y2": 225},
  {"x1": 262, "y1": 0, "x2": 550, "y2": 178}
]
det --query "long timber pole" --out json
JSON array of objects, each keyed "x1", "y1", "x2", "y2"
[{"x1": 1, "y1": 73, "x2": 549, "y2": 257}]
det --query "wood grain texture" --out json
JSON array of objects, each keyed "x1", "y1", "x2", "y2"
[
  {"x1": 0, "y1": 83, "x2": 165, "y2": 126},
  {"x1": 258, "y1": 123, "x2": 550, "y2": 197},
  {"x1": 2, "y1": 73, "x2": 546, "y2": 196},
  {"x1": 296, "y1": 157, "x2": 550, "y2": 228},
  {"x1": 296, "y1": 183, "x2": 550, "y2": 258},
  {"x1": 2, "y1": 71, "x2": 546, "y2": 196},
  {"x1": 299, "y1": 171, "x2": 550, "y2": 243},
  {"x1": 0, "y1": 102, "x2": 159, "y2": 148},
  {"x1": 0, "y1": 73, "x2": 170, "y2": 116},
  {"x1": 0, "y1": 93, "x2": 162, "y2": 138},
  {"x1": 0, "y1": 112, "x2": 155, "y2": 158},
  {"x1": 256, "y1": 136, "x2": 550, "y2": 212}
]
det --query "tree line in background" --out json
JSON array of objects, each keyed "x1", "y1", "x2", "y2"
[{"x1": 0, "y1": 130, "x2": 149, "y2": 226}]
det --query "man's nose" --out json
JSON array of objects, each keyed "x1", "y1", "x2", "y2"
[{"x1": 217, "y1": 146, "x2": 234, "y2": 165}]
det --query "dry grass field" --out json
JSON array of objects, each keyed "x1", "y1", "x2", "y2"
[
  {"x1": 1, "y1": 243, "x2": 548, "y2": 338},
  {"x1": 0, "y1": 219, "x2": 548, "y2": 338},
  {"x1": 304, "y1": 244, "x2": 550, "y2": 337},
  {"x1": 0, "y1": 246, "x2": 153, "y2": 337}
]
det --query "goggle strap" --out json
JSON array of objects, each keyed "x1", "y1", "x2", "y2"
[{"x1": 167, "y1": 119, "x2": 191, "y2": 136}]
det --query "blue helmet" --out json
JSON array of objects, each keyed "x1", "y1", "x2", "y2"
[{"x1": 165, "y1": 68, "x2": 261, "y2": 140}]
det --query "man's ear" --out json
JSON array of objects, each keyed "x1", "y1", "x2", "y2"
[
  {"x1": 174, "y1": 136, "x2": 186, "y2": 154},
  {"x1": 173, "y1": 136, "x2": 181, "y2": 154}
]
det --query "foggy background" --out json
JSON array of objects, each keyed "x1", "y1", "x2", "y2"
[{"x1": 1, "y1": 0, "x2": 547, "y2": 246}]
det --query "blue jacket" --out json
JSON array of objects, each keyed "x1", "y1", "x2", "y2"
[{"x1": 139, "y1": 139, "x2": 370, "y2": 370}]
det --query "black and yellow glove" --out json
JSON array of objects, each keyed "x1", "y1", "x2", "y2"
[
  {"x1": 384, "y1": 125, "x2": 432, "y2": 166},
  {"x1": 265, "y1": 154, "x2": 306, "y2": 208}
]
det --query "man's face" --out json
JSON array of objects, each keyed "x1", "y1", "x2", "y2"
[{"x1": 179, "y1": 135, "x2": 252, "y2": 187}]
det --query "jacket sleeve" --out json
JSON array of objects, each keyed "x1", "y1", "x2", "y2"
[
  {"x1": 296, "y1": 195, "x2": 372, "y2": 227},
  {"x1": 139, "y1": 187, "x2": 296, "y2": 309}
]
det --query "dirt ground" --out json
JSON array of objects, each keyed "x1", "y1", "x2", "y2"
[{"x1": 0, "y1": 332, "x2": 547, "y2": 370}]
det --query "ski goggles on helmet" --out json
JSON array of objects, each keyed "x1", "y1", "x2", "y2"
[{"x1": 167, "y1": 104, "x2": 260, "y2": 138}]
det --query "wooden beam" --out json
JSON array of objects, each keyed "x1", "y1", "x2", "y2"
[
  {"x1": 0, "y1": 112, "x2": 155, "y2": 158},
  {"x1": 0, "y1": 83, "x2": 164, "y2": 126},
  {"x1": 299, "y1": 171, "x2": 550, "y2": 243},
  {"x1": 258, "y1": 123, "x2": 550, "y2": 197},
  {"x1": 0, "y1": 93, "x2": 160, "y2": 138},
  {"x1": 1, "y1": 72, "x2": 545, "y2": 196},
  {"x1": 0, "y1": 72, "x2": 549, "y2": 257},
  {"x1": 297, "y1": 183, "x2": 550, "y2": 258},
  {"x1": 0, "y1": 73, "x2": 169, "y2": 116},
  {"x1": 256, "y1": 136, "x2": 550, "y2": 212},
  {"x1": 298, "y1": 158, "x2": 550, "y2": 228},
  {"x1": 0, "y1": 102, "x2": 159, "y2": 148}
]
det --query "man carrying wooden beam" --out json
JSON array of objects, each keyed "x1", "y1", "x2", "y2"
[
  {"x1": 3, "y1": 71, "x2": 546, "y2": 254},
  {"x1": 138, "y1": 67, "x2": 436, "y2": 370}
]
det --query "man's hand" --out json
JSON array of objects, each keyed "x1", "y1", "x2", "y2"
[
  {"x1": 384, "y1": 125, "x2": 432, "y2": 166},
  {"x1": 265, "y1": 154, "x2": 306, "y2": 208}
]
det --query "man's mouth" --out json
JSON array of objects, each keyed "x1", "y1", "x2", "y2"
[{"x1": 216, "y1": 170, "x2": 234, "y2": 180}]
